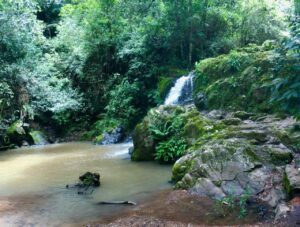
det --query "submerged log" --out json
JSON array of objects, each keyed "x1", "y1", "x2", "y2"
[{"x1": 98, "y1": 201, "x2": 137, "y2": 206}]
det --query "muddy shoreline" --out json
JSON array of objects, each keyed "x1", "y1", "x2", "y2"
[
  {"x1": 82, "y1": 189, "x2": 278, "y2": 227},
  {"x1": 0, "y1": 189, "x2": 298, "y2": 226}
]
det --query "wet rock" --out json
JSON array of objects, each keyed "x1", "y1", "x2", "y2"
[
  {"x1": 66, "y1": 172, "x2": 100, "y2": 195},
  {"x1": 100, "y1": 127, "x2": 125, "y2": 145},
  {"x1": 6, "y1": 120, "x2": 33, "y2": 146},
  {"x1": 128, "y1": 146, "x2": 134, "y2": 155},
  {"x1": 131, "y1": 121, "x2": 155, "y2": 161},
  {"x1": 21, "y1": 141, "x2": 29, "y2": 147},
  {"x1": 79, "y1": 172, "x2": 100, "y2": 187}
]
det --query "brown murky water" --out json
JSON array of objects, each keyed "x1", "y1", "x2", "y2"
[{"x1": 0, "y1": 143, "x2": 171, "y2": 226}]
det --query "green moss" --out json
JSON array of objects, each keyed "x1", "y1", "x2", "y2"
[
  {"x1": 270, "y1": 151, "x2": 293, "y2": 165},
  {"x1": 131, "y1": 122, "x2": 155, "y2": 161},
  {"x1": 283, "y1": 172, "x2": 293, "y2": 197},
  {"x1": 167, "y1": 68, "x2": 189, "y2": 77},
  {"x1": 158, "y1": 77, "x2": 174, "y2": 99},
  {"x1": 6, "y1": 120, "x2": 25, "y2": 136},
  {"x1": 245, "y1": 148, "x2": 261, "y2": 163},
  {"x1": 172, "y1": 159, "x2": 192, "y2": 182},
  {"x1": 5, "y1": 120, "x2": 31, "y2": 146},
  {"x1": 95, "y1": 134, "x2": 104, "y2": 143},
  {"x1": 221, "y1": 118, "x2": 242, "y2": 125},
  {"x1": 193, "y1": 46, "x2": 280, "y2": 113}
]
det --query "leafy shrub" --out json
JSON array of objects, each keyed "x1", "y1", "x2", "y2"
[
  {"x1": 213, "y1": 187, "x2": 252, "y2": 219},
  {"x1": 264, "y1": 16, "x2": 300, "y2": 118},
  {"x1": 83, "y1": 117, "x2": 120, "y2": 141},
  {"x1": 105, "y1": 78, "x2": 141, "y2": 129},
  {"x1": 147, "y1": 107, "x2": 188, "y2": 163},
  {"x1": 155, "y1": 137, "x2": 187, "y2": 163}
]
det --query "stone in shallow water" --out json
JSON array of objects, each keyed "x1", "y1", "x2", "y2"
[{"x1": 79, "y1": 172, "x2": 100, "y2": 187}]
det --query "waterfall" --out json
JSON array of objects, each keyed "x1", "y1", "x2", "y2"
[{"x1": 164, "y1": 72, "x2": 194, "y2": 105}]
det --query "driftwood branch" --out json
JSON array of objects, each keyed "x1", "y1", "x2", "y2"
[{"x1": 98, "y1": 201, "x2": 137, "y2": 206}]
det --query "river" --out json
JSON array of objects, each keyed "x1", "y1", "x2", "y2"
[{"x1": 0, "y1": 142, "x2": 171, "y2": 226}]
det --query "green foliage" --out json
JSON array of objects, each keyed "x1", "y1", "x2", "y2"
[
  {"x1": 145, "y1": 107, "x2": 188, "y2": 163},
  {"x1": 0, "y1": 0, "x2": 297, "y2": 144},
  {"x1": 158, "y1": 77, "x2": 174, "y2": 100},
  {"x1": 238, "y1": 0, "x2": 286, "y2": 46},
  {"x1": 83, "y1": 117, "x2": 120, "y2": 141},
  {"x1": 105, "y1": 78, "x2": 141, "y2": 129},
  {"x1": 213, "y1": 187, "x2": 252, "y2": 219},
  {"x1": 0, "y1": 82, "x2": 14, "y2": 118},
  {"x1": 194, "y1": 45, "x2": 276, "y2": 112},
  {"x1": 262, "y1": 15, "x2": 300, "y2": 118},
  {"x1": 155, "y1": 138, "x2": 187, "y2": 163},
  {"x1": 227, "y1": 51, "x2": 251, "y2": 72}
]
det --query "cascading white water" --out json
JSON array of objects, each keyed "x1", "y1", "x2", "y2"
[{"x1": 164, "y1": 72, "x2": 194, "y2": 105}]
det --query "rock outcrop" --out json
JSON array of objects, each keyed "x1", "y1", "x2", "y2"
[
  {"x1": 171, "y1": 108, "x2": 300, "y2": 217},
  {"x1": 132, "y1": 105, "x2": 300, "y2": 218}
]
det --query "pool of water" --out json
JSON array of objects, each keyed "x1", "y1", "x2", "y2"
[{"x1": 0, "y1": 142, "x2": 171, "y2": 226}]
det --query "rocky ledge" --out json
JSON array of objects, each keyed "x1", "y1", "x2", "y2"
[{"x1": 132, "y1": 105, "x2": 300, "y2": 220}]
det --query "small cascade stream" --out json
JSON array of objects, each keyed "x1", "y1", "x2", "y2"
[{"x1": 164, "y1": 72, "x2": 194, "y2": 105}]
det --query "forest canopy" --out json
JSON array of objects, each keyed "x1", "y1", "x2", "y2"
[{"x1": 0, "y1": 0, "x2": 299, "y2": 142}]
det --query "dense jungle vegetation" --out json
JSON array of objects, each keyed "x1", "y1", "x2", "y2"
[{"x1": 0, "y1": 0, "x2": 299, "y2": 147}]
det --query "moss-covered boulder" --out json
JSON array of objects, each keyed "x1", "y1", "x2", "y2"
[
  {"x1": 131, "y1": 121, "x2": 156, "y2": 161},
  {"x1": 173, "y1": 139, "x2": 261, "y2": 189},
  {"x1": 192, "y1": 42, "x2": 293, "y2": 114},
  {"x1": 6, "y1": 120, "x2": 33, "y2": 146},
  {"x1": 79, "y1": 172, "x2": 100, "y2": 187},
  {"x1": 131, "y1": 106, "x2": 221, "y2": 162},
  {"x1": 284, "y1": 165, "x2": 300, "y2": 196},
  {"x1": 131, "y1": 105, "x2": 188, "y2": 161},
  {"x1": 170, "y1": 111, "x2": 300, "y2": 209}
]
